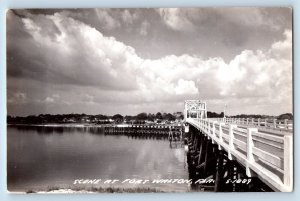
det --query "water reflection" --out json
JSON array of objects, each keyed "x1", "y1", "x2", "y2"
[{"x1": 7, "y1": 125, "x2": 189, "y2": 192}]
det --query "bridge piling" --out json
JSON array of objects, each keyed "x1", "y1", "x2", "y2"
[{"x1": 214, "y1": 150, "x2": 226, "y2": 191}]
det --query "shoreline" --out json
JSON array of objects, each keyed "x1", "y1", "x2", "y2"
[
  {"x1": 9, "y1": 187, "x2": 175, "y2": 194},
  {"x1": 7, "y1": 122, "x2": 182, "y2": 127}
]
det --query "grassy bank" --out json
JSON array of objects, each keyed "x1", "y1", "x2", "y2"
[{"x1": 26, "y1": 186, "x2": 166, "y2": 194}]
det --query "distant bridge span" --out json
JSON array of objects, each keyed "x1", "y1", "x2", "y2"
[{"x1": 184, "y1": 100, "x2": 293, "y2": 192}]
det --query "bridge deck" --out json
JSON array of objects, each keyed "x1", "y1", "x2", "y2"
[{"x1": 186, "y1": 118, "x2": 293, "y2": 192}]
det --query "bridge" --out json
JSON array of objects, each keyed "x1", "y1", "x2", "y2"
[{"x1": 184, "y1": 100, "x2": 293, "y2": 192}]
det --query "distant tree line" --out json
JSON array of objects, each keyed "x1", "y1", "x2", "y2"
[
  {"x1": 7, "y1": 112, "x2": 184, "y2": 125},
  {"x1": 7, "y1": 111, "x2": 293, "y2": 125},
  {"x1": 207, "y1": 111, "x2": 224, "y2": 118},
  {"x1": 229, "y1": 113, "x2": 293, "y2": 120}
]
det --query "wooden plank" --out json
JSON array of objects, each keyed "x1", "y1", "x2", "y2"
[
  {"x1": 252, "y1": 139, "x2": 284, "y2": 158},
  {"x1": 233, "y1": 127, "x2": 247, "y2": 133},
  {"x1": 252, "y1": 147, "x2": 283, "y2": 169},
  {"x1": 258, "y1": 157, "x2": 284, "y2": 174},
  {"x1": 222, "y1": 133, "x2": 229, "y2": 141},
  {"x1": 221, "y1": 127, "x2": 229, "y2": 135},
  {"x1": 252, "y1": 135, "x2": 284, "y2": 150},
  {"x1": 284, "y1": 135, "x2": 293, "y2": 190},
  {"x1": 252, "y1": 131, "x2": 284, "y2": 143},
  {"x1": 233, "y1": 129, "x2": 247, "y2": 138},
  {"x1": 233, "y1": 138, "x2": 246, "y2": 151}
]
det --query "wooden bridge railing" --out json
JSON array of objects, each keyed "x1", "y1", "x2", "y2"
[
  {"x1": 210, "y1": 117, "x2": 293, "y2": 132},
  {"x1": 186, "y1": 118, "x2": 293, "y2": 192}
]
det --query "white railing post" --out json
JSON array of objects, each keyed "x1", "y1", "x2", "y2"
[
  {"x1": 264, "y1": 118, "x2": 267, "y2": 127},
  {"x1": 228, "y1": 124, "x2": 237, "y2": 160},
  {"x1": 284, "y1": 135, "x2": 293, "y2": 191},
  {"x1": 184, "y1": 123, "x2": 189, "y2": 133},
  {"x1": 206, "y1": 120, "x2": 210, "y2": 133},
  {"x1": 273, "y1": 119, "x2": 277, "y2": 128},
  {"x1": 207, "y1": 120, "x2": 210, "y2": 133},
  {"x1": 218, "y1": 122, "x2": 225, "y2": 150},
  {"x1": 246, "y1": 128, "x2": 257, "y2": 177},
  {"x1": 258, "y1": 118, "x2": 261, "y2": 127},
  {"x1": 207, "y1": 120, "x2": 210, "y2": 135},
  {"x1": 212, "y1": 121, "x2": 216, "y2": 144},
  {"x1": 252, "y1": 118, "x2": 254, "y2": 125},
  {"x1": 246, "y1": 118, "x2": 249, "y2": 125},
  {"x1": 284, "y1": 119, "x2": 288, "y2": 130}
]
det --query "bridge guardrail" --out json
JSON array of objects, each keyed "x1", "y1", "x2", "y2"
[
  {"x1": 186, "y1": 118, "x2": 293, "y2": 192},
  {"x1": 210, "y1": 118, "x2": 293, "y2": 132}
]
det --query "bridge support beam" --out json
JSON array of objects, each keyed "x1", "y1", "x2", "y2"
[{"x1": 214, "y1": 150, "x2": 225, "y2": 192}]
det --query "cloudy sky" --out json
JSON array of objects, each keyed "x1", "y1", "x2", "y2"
[{"x1": 7, "y1": 8, "x2": 293, "y2": 116}]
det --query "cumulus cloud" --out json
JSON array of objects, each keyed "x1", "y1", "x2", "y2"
[
  {"x1": 7, "y1": 9, "x2": 293, "y2": 116},
  {"x1": 157, "y1": 8, "x2": 195, "y2": 31},
  {"x1": 174, "y1": 79, "x2": 199, "y2": 95},
  {"x1": 121, "y1": 9, "x2": 139, "y2": 25},
  {"x1": 157, "y1": 8, "x2": 291, "y2": 32},
  {"x1": 94, "y1": 9, "x2": 120, "y2": 30}
]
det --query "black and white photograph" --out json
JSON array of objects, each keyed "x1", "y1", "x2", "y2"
[{"x1": 6, "y1": 8, "x2": 293, "y2": 193}]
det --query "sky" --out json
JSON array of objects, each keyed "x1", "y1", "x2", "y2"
[{"x1": 6, "y1": 8, "x2": 293, "y2": 116}]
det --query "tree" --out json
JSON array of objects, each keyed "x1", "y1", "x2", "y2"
[
  {"x1": 163, "y1": 113, "x2": 176, "y2": 121},
  {"x1": 124, "y1": 115, "x2": 134, "y2": 122},
  {"x1": 96, "y1": 114, "x2": 108, "y2": 120},
  {"x1": 155, "y1": 112, "x2": 163, "y2": 120},
  {"x1": 147, "y1": 113, "x2": 155, "y2": 122},
  {"x1": 206, "y1": 111, "x2": 225, "y2": 118},
  {"x1": 136, "y1": 113, "x2": 148, "y2": 120},
  {"x1": 277, "y1": 113, "x2": 293, "y2": 120},
  {"x1": 220, "y1": 112, "x2": 224, "y2": 118},
  {"x1": 112, "y1": 114, "x2": 124, "y2": 123}
]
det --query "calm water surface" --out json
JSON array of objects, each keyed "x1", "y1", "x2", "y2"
[{"x1": 7, "y1": 126, "x2": 190, "y2": 192}]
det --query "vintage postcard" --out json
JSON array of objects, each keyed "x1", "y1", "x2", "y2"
[{"x1": 6, "y1": 8, "x2": 293, "y2": 193}]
